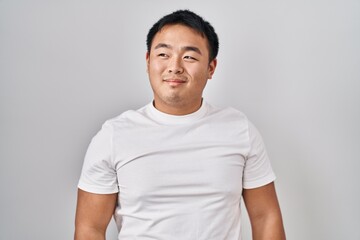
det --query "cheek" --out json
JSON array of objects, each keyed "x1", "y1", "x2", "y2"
[
  {"x1": 148, "y1": 62, "x2": 166, "y2": 86},
  {"x1": 149, "y1": 60, "x2": 166, "y2": 73},
  {"x1": 187, "y1": 65, "x2": 210, "y2": 80}
]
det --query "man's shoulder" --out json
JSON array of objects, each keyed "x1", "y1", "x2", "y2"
[
  {"x1": 206, "y1": 102, "x2": 248, "y2": 122},
  {"x1": 102, "y1": 103, "x2": 151, "y2": 129}
]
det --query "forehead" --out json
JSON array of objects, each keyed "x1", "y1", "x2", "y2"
[{"x1": 151, "y1": 24, "x2": 209, "y2": 51}]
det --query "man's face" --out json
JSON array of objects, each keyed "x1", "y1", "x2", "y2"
[{"x1": 146, "y1": 24, "x2": 217, "y2": 115}]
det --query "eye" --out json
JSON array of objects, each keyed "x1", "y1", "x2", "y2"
[
  {"x1": 158, "y1": 53, "x2": 169, "y2": 58},
  {"x1": 184, "y1": 56, "x2": 197, "y2": 61}
]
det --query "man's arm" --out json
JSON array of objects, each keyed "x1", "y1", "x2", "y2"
[
  {"x1": 74, "y1": 189, "x2": 117, "y2": 240},
  {"x1": 242, "y1": 182, "x2": 286, "y2": 240}
]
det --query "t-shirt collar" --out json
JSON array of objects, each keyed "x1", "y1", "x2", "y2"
[{"x1": 146, "y1": 100, "x2": 208, "y2": 125}]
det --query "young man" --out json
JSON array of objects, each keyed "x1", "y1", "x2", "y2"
[{"x1": 75, "y1": 10, "x2": 286, "y2": 240}]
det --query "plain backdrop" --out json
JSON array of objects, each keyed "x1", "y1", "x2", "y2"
[{"x1": 1, "y1": 0, "x2": 359, "y2": 239}]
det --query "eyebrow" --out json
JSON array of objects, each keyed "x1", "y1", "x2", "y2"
[{"x1": 154, "y1": 43, "x2": 202, "y2": 55}]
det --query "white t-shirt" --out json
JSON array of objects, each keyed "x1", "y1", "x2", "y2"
[{"x1": 78, "y1": 101, "x2": 276, "y2": 240}]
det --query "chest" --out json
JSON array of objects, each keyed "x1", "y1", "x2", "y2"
[{"x1": 112, "y1": 123, "x2": 249, "y2": 210}]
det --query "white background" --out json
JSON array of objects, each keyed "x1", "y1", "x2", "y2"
[{"x1": 1, "y1": 0, "x2": 359, "y2": 239}]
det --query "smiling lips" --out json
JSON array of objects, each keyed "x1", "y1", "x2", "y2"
[{"x1": 163, "y1": 78, "x2": 187, "y2": 86}]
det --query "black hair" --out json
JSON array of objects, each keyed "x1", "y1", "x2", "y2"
[{"x1": 146, "y1": 9, "x2": 219, "y2": 62}]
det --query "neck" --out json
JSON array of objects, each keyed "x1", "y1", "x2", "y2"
[{"x1": 153, "y1": 99, "x2": 203, "y2": 116}]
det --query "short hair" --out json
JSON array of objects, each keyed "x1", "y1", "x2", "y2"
[{"x1": 146, "y1": 9, "x2": 219, "y2": 62}]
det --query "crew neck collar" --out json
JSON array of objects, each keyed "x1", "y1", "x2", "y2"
[{"x1": 146, "y1": 100, "x2": 208, "y2": 125}]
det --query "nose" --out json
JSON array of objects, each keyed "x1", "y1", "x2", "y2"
[{"x1": 167, "y1": 57, "x2": 184, "y2": 74}]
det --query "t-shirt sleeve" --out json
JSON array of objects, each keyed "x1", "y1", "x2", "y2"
[
  {"x1": 243, "y1": 121, "x2": 276, "y2": 189},
  {"x1": 78, "y1": 122, "x2": 119, "y2": 194}
]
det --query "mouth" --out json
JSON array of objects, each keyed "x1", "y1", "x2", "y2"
[{"x1": 163, "y1": 78, "x2": 187, "y2": 86}]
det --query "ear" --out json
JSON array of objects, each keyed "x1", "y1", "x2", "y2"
[
  {"x1": 146, "y1": 52, "x2": 150, "y2": 73},
  {"x1": 207, "y1": 58, "x2": 217, "y2": 79}
]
